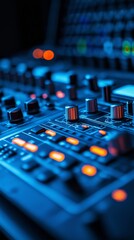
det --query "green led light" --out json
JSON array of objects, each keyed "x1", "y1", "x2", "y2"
[
  {"x1": 77, "y1": 38, "x2": 87, "y2": 54},
  {"x1": 132, "y1": 42, "x2": 134, "y2": 56},
  {"x1": 122, "y1": 41, "x2": 131, "y2": 56}
]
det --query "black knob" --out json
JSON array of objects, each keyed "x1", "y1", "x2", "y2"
[
  {"x1": 2, "y1": 96, "x2": 16, "y2": 109},
  {"x1": 7, "y1": 107, "x2": 23, "y2": 123},
  {"x1": 68, "y1": 72, "x2": 78, "y2": 86},
  {"x1": 85, "y1": 98, "x2": 98, "y2": 113},
  {"x1": 126, "y1": 100, "x2": 133, "y2": 115},
  {"x1": 101, "y1": 85, "x2": 111, "y2": 102},
  {"x1": 45, "y1": 80, "x2": 55, "y2": 95},
  {"x1": 24, "y1": 99, "x2": 40, "y2": 114},
  {"x1": 85, "y1": 75, "x2": 99, "y2": 92},
  {"x1": 66, "y1": 85, "x2": 77, "y2": 100},
  {"x1": 0, "y1": 91, "x2": 4, "y2": 102},
  {"x1": 65, "y1": 105, "x2": 79, "y2": 122}
]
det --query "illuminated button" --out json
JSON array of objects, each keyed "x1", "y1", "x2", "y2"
[
  {"x1": 81, "y1": 165, "x2": 97, "y2": 177},
  {"x1": 66, "y1": 137, "x2": 79, "y2": 145},
  {"x1": 90, "y1": 145, "x2": 108, "y2": 157},
  {"x1": 81, "y1": 125, "x2": 89, "y2": 130},
  {"x1": 12, "y1": 138, "x2": 26, "y2": 147},
  {"x1": 98, "y1": 130, "x2": 107, "y2": 136},
  {"x1": 24, "y1": 143, "x2": 38, "y2": 152},
  {"x1": 112, "y1": 189, "x2": 127, "y2": 202},
  {"x1": 49, "y1": 151, "x2": 65, "y2": 162},
  {"x1": 45, "y1": 129, "x2": 56, "y2": 136},
  {"x1": 77, "y1": 124, "x2": 89, "y2": 131}
]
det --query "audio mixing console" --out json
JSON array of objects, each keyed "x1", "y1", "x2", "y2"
[
  {"x1": 0, "y1": 54, "x2": 134, "y2": 240},
  {"x1": 1, "y1": 0, "x2": 134, "y2": 239}
]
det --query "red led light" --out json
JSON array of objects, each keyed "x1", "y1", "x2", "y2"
[
  {"x1": 30, "y1": 94, "x2": 36, "y2": 99},
  {"x1": 42, "y1": 93, "x2": 48, "y2": 99},
  {"x1": 56, "y1": 91, "x2": 65, "y2": 98}
]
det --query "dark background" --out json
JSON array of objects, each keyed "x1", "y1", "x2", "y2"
[{"x1": 0, "y1": 0, "x2": 51, "y2": 58}]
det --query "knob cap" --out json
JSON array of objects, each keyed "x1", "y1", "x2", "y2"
[
  {"x1": 101, "y1": 85, "x2": 111, "y2": 102},
  {"x1": 110, "y1": 104, "x2": 124, "y2": 120},
  {"x1": 65, "y1": 105, "x2": 79, "y2": 122},
  {"x1": 24, "y1": 99, "x2": 40, "y2": 114},
  {"x1": 66, "y1": 85, "x2": 77, "y2": 100},
  {"x1": 85, "y1": 98, "x2": 98, "y2": 113},
  {"x1": 2, "y1": 96, "x2": 16, "y2": 109},
  {"x1": 7, "y1": 107, "x2": 23, "y2": 123},
  {"x1": 85, "y1": 75, "x2": 99, "y2": 92}
]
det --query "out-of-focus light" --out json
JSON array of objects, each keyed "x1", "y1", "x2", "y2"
[
  {"x1": 12, "y1": 138, "x2": 26, "y2": 147},
  {"x1": 98, "y1": 130, "x2": 107, "y2": 136},
  {"x1": 49, "y1": 151, "x2": 65, "y2": 162},
  {"x1": 66, "y1": 137, "x2": 79, "y2": 145},
  {"x1": 45, "y1": 129, "x2": 56, "y2": 136},
  {"x1": 77, "y1": 38, "x2": 87, "y2": 54},
  {"x1": 132, "y1": 42, "x2": 134, "y2": 56},
  {"x1": 30, "y1": 93, "x2": 36, "y2": 99},
  {"x1": 42, "y1": 93, "x2": 48, "y2": 99},
  {"x1": 108, "y1": 146, "x2": 118, "y2": 156},
  {"x1": 32, "y1": 48, "x2": 43, "y2": 59},
  {"x1": 112, "y1": 189, "x2": 127, "y2": 202},
  {"x1": 24, "y1": 143, "x2": 38, "y2": 152},
  {"x1": 56, "y1": 91, "x2": 65, "y2": 98},
  {"x1": 122, "y1": 41, "x2": 131, "y2": 56},
  {"x1": 81, "y1": 165, "x2": 97, "y2": 177},
  {"x1": 43, "y1": 50, "x2": 55, "y2": 60},
  {"x1": 89, "y1": 145, "x2": 108, "y2": 157}
]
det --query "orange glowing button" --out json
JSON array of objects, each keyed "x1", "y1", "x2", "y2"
[
  {"x1": 112, "y1": 189, "x2": 127, "y2": 202},
  {"x1": 32, "y1": 48, "x2": 43, "y2": 59},
  {"x1": 90, "y1": 145, "x2": 108, "y2": 157},
  {"x1": 81, "y1": 165, "x2": 97, "y2": 177},
  {"x1": 12, "y1": 138, "x2": 26, "y2": 147},
  {"x1": 81, "y1": 124, "x2": 89, "y2": 129},
  {"x1": 24, "y1": 143, "x2": 38, "y2": 152},
  {"x1": 49, "y1": 151, "x2": 65, "y2": 162},
  {"x1": 99, "y1": 130, "x2": 107, "y2": 136},
  {"x1": 56, "y1": 91, "x2": 65, "y2": 98},
  {"x1": 43, "y1": 50, "x2": 55, "y2": 61},
  {"x1": 45, "y1": 129, "x2": 56, "y2": 137},
  {"x1": 66, "y1": 137, "x2": 79, "y2": 145}
]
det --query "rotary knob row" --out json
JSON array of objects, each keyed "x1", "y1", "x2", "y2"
[{"x1": 65, "y1": 98, "x2": 98, "y2": 121}]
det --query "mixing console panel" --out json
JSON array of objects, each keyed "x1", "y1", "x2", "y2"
[{"x1": 0, "y1": 53, "x2": 134, "y2": 240}]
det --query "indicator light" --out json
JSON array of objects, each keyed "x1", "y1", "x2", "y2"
[
  {"x1": 45, "y1": 130, "x2": 56, "y2": 136},
  {"x1": 56, "y1": 91, "x2": 65, "y2": 98},
  {"x1": 90, "y1": 146, "x2": 108, "y2": 157},
  {"x1": 66, "y1": 137, "x2": 79, "y2": 145},
  {"x1": 12, "y1": 138, "x2": 26, "y2": 147},
  {"x1": 24, "y1": 143, "x2": 38, "y2": 152},
  {"x1": 112, "y1": 189, "x2": 127, "y2": 202},
  {"x1": 81, "y1": 165, "x2": 97, "y2": 176},
  {"x1": 49, "y1": 151, "x2": 65, "y2": 162}
]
